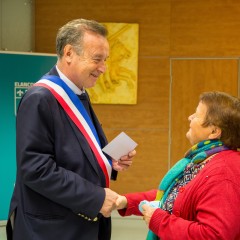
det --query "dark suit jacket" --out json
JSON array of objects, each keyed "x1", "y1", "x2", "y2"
[{"x1": 6, "y1": 67, "x2": 117, "y2": 240}]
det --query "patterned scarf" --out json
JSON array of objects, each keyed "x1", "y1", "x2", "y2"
[{"x1": 139, "y1": 139, "x2": 229, "y2": 240}]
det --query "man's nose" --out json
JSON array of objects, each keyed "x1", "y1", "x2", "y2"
[{"x1": 98, "y1": 61, "x2": 107, "y2": 73}]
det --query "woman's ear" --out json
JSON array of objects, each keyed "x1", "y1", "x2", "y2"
[{"x1": 209, "y1": 127, "x2": 222, "y2": 139}]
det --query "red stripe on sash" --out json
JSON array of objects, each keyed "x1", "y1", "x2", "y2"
[{"x1": 35, "y1": 82, "x2": 110, "y2": 187}]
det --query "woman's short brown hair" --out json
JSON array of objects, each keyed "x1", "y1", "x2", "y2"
[{"x1": 200, "y1": 91, "x2": 240, "y2": 149}]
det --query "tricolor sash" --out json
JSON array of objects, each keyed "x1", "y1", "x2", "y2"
[{"x1": 34, "y1": 75, "x2": 112, "y2": 187}]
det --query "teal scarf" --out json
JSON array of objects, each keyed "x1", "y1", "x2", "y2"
[{"x1": 139, "y1": 139, "x2": 228, "y2": 240}]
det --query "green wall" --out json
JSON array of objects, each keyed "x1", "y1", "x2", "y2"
[{"x1": 0, "y1": 52, "x2": 57, "y2": 220}]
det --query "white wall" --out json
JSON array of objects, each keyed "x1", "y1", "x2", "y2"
[{"x1": 0, "y1": 0, "x2": 34, "y2": 52}]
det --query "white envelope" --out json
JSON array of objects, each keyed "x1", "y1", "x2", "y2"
[{"x1": 102, "y1": 132, "x2": 138, "y2": 160}]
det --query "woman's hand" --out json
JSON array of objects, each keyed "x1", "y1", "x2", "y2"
[
  {"x1": 116, "y1": 195, "x2": 128, "y2": 210},
  {"x1": 142, "y1": 204, "x2": 157, "y2": 226}
]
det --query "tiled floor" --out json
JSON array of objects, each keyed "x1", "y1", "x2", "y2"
[
  {"x1": 0, "y1": 212, "x2": 148, "y2": 240},
  {"x1": 112, "y1": 211, "x2": 148, "y2": 240},
  {"x1": 0, "y1": 221, "x2": 7, "y2": 240}
]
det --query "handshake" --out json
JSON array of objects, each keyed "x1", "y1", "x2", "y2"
[
  {"x1": 100, "y1": 188, "x2": 158, "y2": 227},
  {"x1": 100, "y1": 149, "x2": 137, "y2": 217},
  {"x1": 100, "y1": 188, "x2": 127, "y2": 217}
]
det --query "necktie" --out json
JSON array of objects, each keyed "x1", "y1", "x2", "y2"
[
  {"x1": 78, "y1": 93, "x2": 105, "y2": 185},
  {"x1": 78, "y1": 93, "x2": 92, "y2": 120}
]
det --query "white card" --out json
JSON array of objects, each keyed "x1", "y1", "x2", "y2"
[{"x1": 102, "y1": 132, "x2": 138, "y2": 160}]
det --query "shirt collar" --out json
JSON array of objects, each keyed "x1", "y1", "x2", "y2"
[{"x1": 55, "y1": 65, "x2": 85, "y2": 95}]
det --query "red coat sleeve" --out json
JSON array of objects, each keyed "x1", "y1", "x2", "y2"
[{"x1": 118, "y1": 189, "x2": 157, "y2": 216}]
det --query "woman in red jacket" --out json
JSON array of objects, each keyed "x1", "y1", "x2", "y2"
[{"x1": 117, "y1": 91, "x2": 240, "y2": 240}]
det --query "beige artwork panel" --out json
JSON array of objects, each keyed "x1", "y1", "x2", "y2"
[{"x1": 87, "y1": 23, "x2": 139, "y2": 104}]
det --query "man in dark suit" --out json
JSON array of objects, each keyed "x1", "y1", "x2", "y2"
[{"x1": 6, "y1": 18, "x2": 136, "y2": 240}]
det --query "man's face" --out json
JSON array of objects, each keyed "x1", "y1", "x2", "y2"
[{"x1": 67, "y1": 31, "x2": 109, "y2": 89}]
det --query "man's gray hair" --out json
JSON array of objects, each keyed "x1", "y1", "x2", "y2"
[{"x1": 56, "y1": 19, "x2": 108, "y2": 58}]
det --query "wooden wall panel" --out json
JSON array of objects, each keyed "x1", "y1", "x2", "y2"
[
  {"x1": 170, "y1": 59, "x2": 238, "y2": 165},
  {"x1": 171, "y1": 0, "x2": 240, "y2": 56},
  {"x1": 109, "y1": 129, "x2": 169, "y2": 193},
  {"x1": 35, "y1": 0, "x2": 170, "y2": 56},
  {"x1": 95, "y1": 58, "x2": 170, "y2": 192},
  {"x1": 94, "y1": 58, "x2": 170, "y2": 129},
  {"x1": 34, "y1": 0, "x2": 240, "y2": 194}
]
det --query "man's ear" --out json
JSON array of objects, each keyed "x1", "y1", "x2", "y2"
[
  {"x1": 209, "y1": 127, "x2": 222, "y2": 139},
  {"x1": 63, "y1": 44, "x2": 74, "y2": 63}
]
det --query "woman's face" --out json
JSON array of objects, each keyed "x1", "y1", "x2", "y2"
[{"x1": 186, "y1": 101, "x2": 215, "y2": 145}]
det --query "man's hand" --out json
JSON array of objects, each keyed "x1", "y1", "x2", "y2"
[
  {"x1": 112, "y1": 149, "x2": 136, "y2": 171},
  {"x1": 100, "y1": 188, "x2": 119, "y2": 217},
  {"x1": 116, "y1": 195, "x2": 128, "y2": 210}
]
